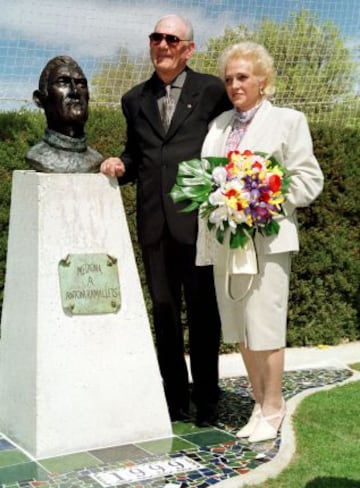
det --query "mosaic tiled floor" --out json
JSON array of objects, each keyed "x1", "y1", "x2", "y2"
[{"x1": 0, "y1": 367, "x2": 353, "y2": 488}]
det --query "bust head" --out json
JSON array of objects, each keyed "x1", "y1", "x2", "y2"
[
  {"x1": 25, "y1": 56, "x2": 103, "y2": 173},
  {"x1": 33, "y1": 55, "x2": 89, "y2": 138}
]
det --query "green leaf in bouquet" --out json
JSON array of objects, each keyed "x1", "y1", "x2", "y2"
[
  {"x1": 170, "y1": 183, "x2": 189, "y2": 203},
  {"x1": 262, "y1": 219, "x2": 280, "y2": 236},
  {"x1": 204, "y1": 157, "x2": 228, "y2": 171},
  {"x1": 229, "y1": 226, "x2": 251, "y2": 249},
  {"x1": 281, "y1": 175, "x2": 291, "y2": 194},
  {"x1": 191, "y1": 187, "x2": 214, "y2": 202},
  {"x1": 216, "y1": 227, "x2": 225, "y2": 245},
  {"x1": 177, "y1": 185, "x2": 204, "y2": 200},
  {"x1": 200, "y1": 204, "x2": 214, "y2": 219},
  {"x1": 170, "y1": 183, "x2": 211, "y2": 206},
  {"x1": 176, "y1": 159, "x2": 199, "y2": 176},
  {"x1": 179, "y1": 175, "x2": 213, "y2": 187},
  {"x1": 177, "y1": 159, "x2": 210, "y2": 178}
]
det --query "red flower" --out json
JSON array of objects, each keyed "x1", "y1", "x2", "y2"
[
  {"x1": 225, "y1": 162, "x2": 235, "y2": 172},
  {"x1": 225, "y1": 188, "x2": 237, "y2": 198},
  {"x1": 227, "y1": 150, "x2": 240, "y2": 159},
  {"x1": 252, "y1": 161, "x2": 263, "y2": 171},
  {"x1": 261, "y1": 191, "x2": 270, "y2": 202},
  {"x1": 269, "y1": 174, "x2": 281, "y2": 192}
]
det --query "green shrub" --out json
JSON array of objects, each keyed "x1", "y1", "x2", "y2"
[
  {"x1": 0, "y1": 109, "x2": 359, "y2": 347},
  {"x1": 287, "y1": 124, "x2": 360, "y2": 345}
]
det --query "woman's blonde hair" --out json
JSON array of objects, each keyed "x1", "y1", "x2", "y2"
[{"x1": 218, "y1": 42, "x2": 276, "y2": 97}]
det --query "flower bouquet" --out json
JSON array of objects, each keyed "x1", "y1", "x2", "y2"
[{"x1": 170, "y1": 150, "x2": 290, "y2": 249}]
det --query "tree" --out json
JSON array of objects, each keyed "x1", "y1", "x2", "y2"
[
  {"x1": 90, "y1": 10, "x2": 358, "y2": 124},
  {"x1": 190, "y1": 10, "x2": 358, "y2": 124}
]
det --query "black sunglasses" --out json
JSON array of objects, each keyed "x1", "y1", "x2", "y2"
[{"x1": 149, "y1": 32, "x2": 188, "y2": 45}]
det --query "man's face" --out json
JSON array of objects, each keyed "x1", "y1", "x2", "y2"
[
  {"x1": 44, "y1": 64, "x2": 89, "y2": 133},
  {"x1": 149, "y1": 17, "x2": 194, "y2": 82}
]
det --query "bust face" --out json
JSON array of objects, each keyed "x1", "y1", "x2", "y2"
[{"x1": 44, "y1": 63, "x2": 89, "y2": 136}]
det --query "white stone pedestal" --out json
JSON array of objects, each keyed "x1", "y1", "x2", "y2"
[{"x1": 0, "y1": 171, "x2": 172, "y2": 459}]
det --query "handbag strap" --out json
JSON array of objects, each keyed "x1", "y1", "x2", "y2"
[
  {"x1": 225, "y1": 270, "x2": 255, "y2": 301},
  {"x1": 224, "y1": 238, "x2": 258, "y2": 301}
]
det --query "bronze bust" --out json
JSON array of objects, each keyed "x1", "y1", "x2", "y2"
[{"x1": 26, "y1": 55, "x2": 102, "y2": 173}]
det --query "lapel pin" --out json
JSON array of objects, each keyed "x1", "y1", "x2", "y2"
[{"x1": 187, "y1": 104, "x2": 192, "y2": 109}]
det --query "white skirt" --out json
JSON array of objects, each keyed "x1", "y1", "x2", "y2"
[{"x1": 214, "y1": 249, "x2": 291, "y2": 351}]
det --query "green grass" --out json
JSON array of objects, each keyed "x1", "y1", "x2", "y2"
[{"x1": 244, "y1": 364, "x2": 360, "y2": 488}]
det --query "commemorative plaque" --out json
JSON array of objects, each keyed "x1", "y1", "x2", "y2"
[{"x1": 58, "y1": 253, "x2": 121, "y2": 315}]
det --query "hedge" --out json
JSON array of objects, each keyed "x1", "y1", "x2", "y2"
[{"x1": 0, "y1": 107, "x2": 359, "y2": 348}]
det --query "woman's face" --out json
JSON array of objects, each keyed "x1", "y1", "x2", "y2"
[{"x1": 224, "y1": 57, "x2": 265, "y2": 112}]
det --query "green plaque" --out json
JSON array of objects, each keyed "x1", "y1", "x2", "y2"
[{"x1": 58, "y1": 253, "x2": 121, "y2": 315}]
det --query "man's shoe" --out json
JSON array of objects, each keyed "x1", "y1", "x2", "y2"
[
  {"x1": 170, "y1": 408, "x2": 191, "y2": 422},
  {"x1": 195, "y1": 405, "x2": 218, "y2": 428}
]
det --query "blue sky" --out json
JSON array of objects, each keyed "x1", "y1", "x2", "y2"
[{"x1": 0, "y1": 0, "x2": 359, "y2": 110}]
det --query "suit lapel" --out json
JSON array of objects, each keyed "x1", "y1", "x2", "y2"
[
  {"x1": 201, "y1": 110, "x2": 233, "y2": 157},
  {"x1": 139, "y1": 75, "x2": 166, "y2": 138}
]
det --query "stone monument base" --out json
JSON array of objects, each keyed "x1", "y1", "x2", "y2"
[{"x1": 0, "y1": 171, "x2": 172, "y2": 459}]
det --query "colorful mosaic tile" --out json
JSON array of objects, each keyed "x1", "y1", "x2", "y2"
[{"x1": 0, "y1": 367, "x2": 353, "y2": 488}]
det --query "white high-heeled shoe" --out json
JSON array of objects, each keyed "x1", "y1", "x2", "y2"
[
  {"x1": 248, "y1": 400, "x2": 286, "y2": 443},
  {"x1": 236, "y1": 405, "x2": 261, "y2": 438}
]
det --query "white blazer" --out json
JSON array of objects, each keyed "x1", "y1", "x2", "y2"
[{"x1": 196, "y1": 100, "x2": 324, "y2": 263}]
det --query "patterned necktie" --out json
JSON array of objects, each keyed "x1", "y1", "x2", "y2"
[{"x1": 162, "y1": 85, "x2": 176, "y2": 132}]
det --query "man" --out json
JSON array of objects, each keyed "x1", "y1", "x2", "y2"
[
  {"x1": 26, "y1": 55, "x2": 102, "y2": 173},
  {"x1": 101, "y1": 14, "x2": 231, "y2": 426}
]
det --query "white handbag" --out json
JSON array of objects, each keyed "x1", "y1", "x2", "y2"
[{"x1": 224, "y1": 236, "x2": 258, "y2": 301}]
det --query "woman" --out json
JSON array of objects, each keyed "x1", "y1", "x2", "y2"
[{"x1": 196, "y1": 42, "x2": 324, "y2": 442}]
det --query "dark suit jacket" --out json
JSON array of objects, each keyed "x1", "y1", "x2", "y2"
[{"x1": 119, "y1": 66, "x2": 231, "y2": 247}]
